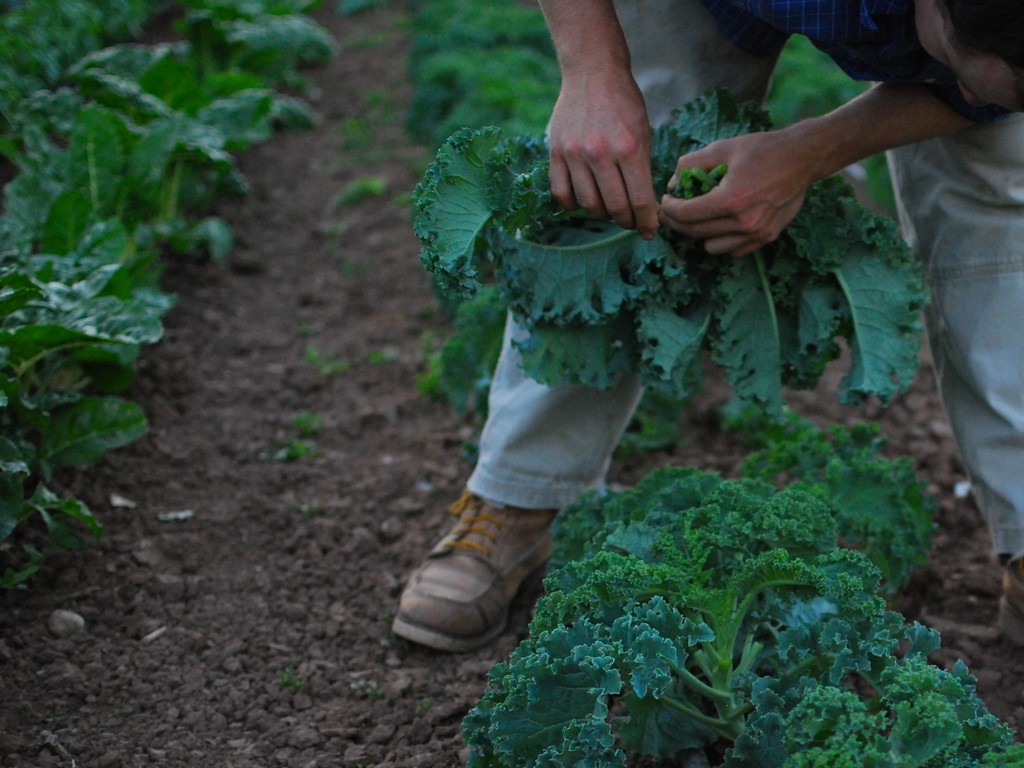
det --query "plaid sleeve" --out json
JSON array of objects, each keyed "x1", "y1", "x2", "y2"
[{"x1": 698, "y1": 0, "x2": 790, "y2": 57}]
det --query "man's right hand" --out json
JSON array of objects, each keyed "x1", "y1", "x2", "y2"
[
  {"x1": 547, "y1": 68, "x2": 658, "y2": 240},
  {"x1": 539, "y1": 0, "x2": 658, "y2": 240}
]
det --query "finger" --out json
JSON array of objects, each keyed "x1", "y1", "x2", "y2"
[
  {"x1": 703, "y1": 234, "x2": 766, "y2": 258},
  {"x1": 659, "y1": 210, "x2": 738, "y2": 240},
  {"x1": 620, "y1": 162, "x2": 658, "y2": 239},
  {"x1": 658, "y1": 194, "x2": 736, "y2": 237},
  {"x1": 566, "y1": 162, "x2": 610, "y2": 220},
  {"x1": 590, "y1": 162, "x2": 637, "y2": 231},
  {"x1": 548, "y1": 155, "x2": 580, "y2": 212},
  {"x1": 674, "y1": 146, "x2": 723, "y2": 174}
]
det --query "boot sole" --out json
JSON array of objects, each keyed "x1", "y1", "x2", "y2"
[
  {"x1": 999, "y1": 595, "x2": 1024, "y2": 646},
  {"x1": 391, "y1": 559, "x2": 549, "y2": 653},
  {"x1": 391, "y1": 612, "x2": 508, "y2": 653}
]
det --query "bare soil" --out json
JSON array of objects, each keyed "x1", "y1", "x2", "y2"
[{"x1": 1, "y1": 6, "x2": 1021, "y2": 767}]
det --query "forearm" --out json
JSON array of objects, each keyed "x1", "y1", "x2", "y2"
[
  {"x1": 788, "y1": 82, "x2": 974, "y2": 183},
  {"x1": 538, "y1": 0, "x2": 631, "y2": 76}
]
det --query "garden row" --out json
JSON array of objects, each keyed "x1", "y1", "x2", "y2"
[
  {"x1": 403, "y1": 1, "x2": 1024, "y2": 765},
  {"x1": 0, "y1": 0, "x2": 335, "y2": 585}
]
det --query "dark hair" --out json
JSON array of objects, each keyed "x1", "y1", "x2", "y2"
[{"x1": 942, "y1": 0, "x2": 1024, "y2": 68}]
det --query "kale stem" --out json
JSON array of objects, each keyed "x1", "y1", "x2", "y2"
[
  {"x1": 520, "y1": 225, "x2": 639, "y2": 253},
  {"x1": 691, "y1": 648, "x2": 715, "y2": 679},
  {"x1": 676, "y1": 664, "x2": 733, "y2": 704},
  {"x1": 735, "y1": 635, "x2": 764, "y2": 676},
  {"x1": 660, "y1": 693, "x2": 733, "y2": 733},
  {"x1": 753, "y1": 252, "x2": 779, "y2": 344}
]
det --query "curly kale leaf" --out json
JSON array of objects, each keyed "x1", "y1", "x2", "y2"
[
  {"x1": 465, "y1": 592, "x2": 742, "y2": 768},
  {"x1": 476, "y1": 476, "x2": 900, "y2": 766},
  {"x1": 833, "y1": 239, "x2": 927, "y2": 405},
  {"x1": 709, "y1": 255, "x2": 786, "y2": 414},
  {"x1": 549, "y1": 466, "x2": 723, "y2": 572},
  {"x1": 511, "y1": 312, "x2": 638, "y2": 390},
  {"x1": 463, "y1": 621, "x2": 627, "y2": 768},
  {"x1": 496, "y1": 220, "x2": 677, "y2": 325},
  {"x1": 649, "y1": 88, "x2": 773, "y2": 192},
  {"x1": 752, "y1": 656, "x2": 1015, "y2": 768},
  {"x1": 739, "y1": 414, "x2": 935, "y2": 592},
  {"x1": 412, "y1": 127, "x2": 504, "y2": 296},
  {"x1": 413, "y1": 129, "x2": 553, "y2": 297},
  {"x1": 636, "y1": 297, "x2": 710, "y2": 398}
]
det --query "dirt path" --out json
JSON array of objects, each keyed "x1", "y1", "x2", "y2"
[{"x1": 0, "y1": 6, "x2": 1021, "y2": 768}]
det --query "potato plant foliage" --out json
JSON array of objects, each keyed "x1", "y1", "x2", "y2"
[
  {"x1": 0, "y1": 0, "x2": 332, "y2": 584},
  {"x1": 413, "y1": 90, "x2": 927, "y2": 417}
]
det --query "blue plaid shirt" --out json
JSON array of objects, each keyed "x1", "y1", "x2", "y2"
[{"x1": 698, "y1": 0, "x2": 1009, "y2": 122}]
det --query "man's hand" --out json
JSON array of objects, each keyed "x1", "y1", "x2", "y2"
[
  {"x1": 658, "y1": 128, "x2": 816, "y2": 257},
  {"x1": 547, "y1": 67, "x2": 659, "y2": 239},
  {"x1": 538, "y1": 0, "x2": 659, "y2": 239},
  {"x1": 657, "y1": 82, "x2": 976, "y2": 258}
]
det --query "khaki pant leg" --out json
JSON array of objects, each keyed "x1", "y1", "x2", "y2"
[
  {"x1": 888, "y1": 114, "x2": 1024, "y2": 557},
  {"x1": 468, "y1": 0, "x2": 777, "y2": 509}
]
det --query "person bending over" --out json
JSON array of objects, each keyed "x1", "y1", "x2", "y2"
[{"x1": 392, "y1": 0, "x2": 1024, "y2": 653}]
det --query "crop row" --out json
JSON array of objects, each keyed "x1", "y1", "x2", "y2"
[{"x1": 0, "y1": 0, "x2": 335, "y2": 586}]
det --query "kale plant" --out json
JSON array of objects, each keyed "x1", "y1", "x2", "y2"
[
  {"x1": 735, "y1": 411, "x2": 935, "y2": 593},
  {"x1": 413, "y1": 89, "x2": 928, "y2": 417},
  {"x1": 463, "y1": 467, "x2": 1018, "y2": 767}
]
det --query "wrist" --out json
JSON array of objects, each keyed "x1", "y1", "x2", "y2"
[
  {"x1": 777, "y1": 118, "x2": 854, "y2": 184},
  {"x1": 540, "y1": 0, "x2": 631, "y2": 74}
]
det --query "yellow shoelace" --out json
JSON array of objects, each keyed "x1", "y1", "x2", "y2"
[{"x1": 443, "y1": 492, "x2": 503, "y2": 556}]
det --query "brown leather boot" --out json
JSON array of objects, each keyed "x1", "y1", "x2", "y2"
[
  {"x1": 1000, "y1": 557, "x2": 1024, "y2": 645},
  {"x1": 392, "y1": 492, "x2": 556, "y2": 652}
]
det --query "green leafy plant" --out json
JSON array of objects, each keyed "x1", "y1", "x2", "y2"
[
  {"x1": 336, "y1": 176, "x2": 388, "y2": 206},
  {"x1": 366, "y1": 347, "x2": 399, "y2": 364},
  {"x1": 261, "y1": 437, "x2": 316, "y2": 463},
  {"x1": 277, "y1": 666, "x2": 306, "y2": 692},
  {"x1": 0, "y1": 544, "x2": 44, "y2": 589},
  {"x1": 730, "y1": 409, "x2": 935, "y2": 593},
  {"x1": 305, "y1": 343, "x2": 349, "y2": 376},
  {"x1": 413, "y1": 89, "x2": 927, "y2": 418},
  {"x1": 405, "y1": 0, "x2": 557, "y2": 146},
  {"x1": 0, "y1": 0, "x2": 155, "y2": 136},
  {"x1": 176, "y1": 0, "x2": 336, "y2": 90},
  {"x1": 0, "y1": 223, "x2": 169, "y2": 562},
  {"x1": 350, "y1": 678, "x2": 383, "y2": 700},
  {"x1": 0, "y1": 0, "x2": 335, "y2": 577},
  {"x1": 615, "y1": 389, "x2": 689, "y2": 459},
  {"x1": 465, "y1": 464, "x2": 1015, "y2": 767},
  {"x1": 292, "y1": 410, "x2": 323, "y2": 438}
]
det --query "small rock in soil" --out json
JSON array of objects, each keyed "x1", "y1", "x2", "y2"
[
  {"x1": 378, "y1": 515, "x2": 403, "y2": 542},
  {"x1": 131, "y1": 538, "x2": 162, "y2": 566},
  {"x1": 47, "y1": 609, "x2": 85, "y2": 637},
  {"x1": 287, "y1": 726, "x2": 322, "y2": 749},
  {"x1": 368, "y1": 723, "x2": 396, "y2": 744},
  {"x1": 96, "y1": 751, "x2": 125, "y2": 768},
  {"x1": 343, "y1": 744, "x2": 367, "y2": 763},
  {"x1": 0, "y1": 731, "x2": 25, "y2": 754}
]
